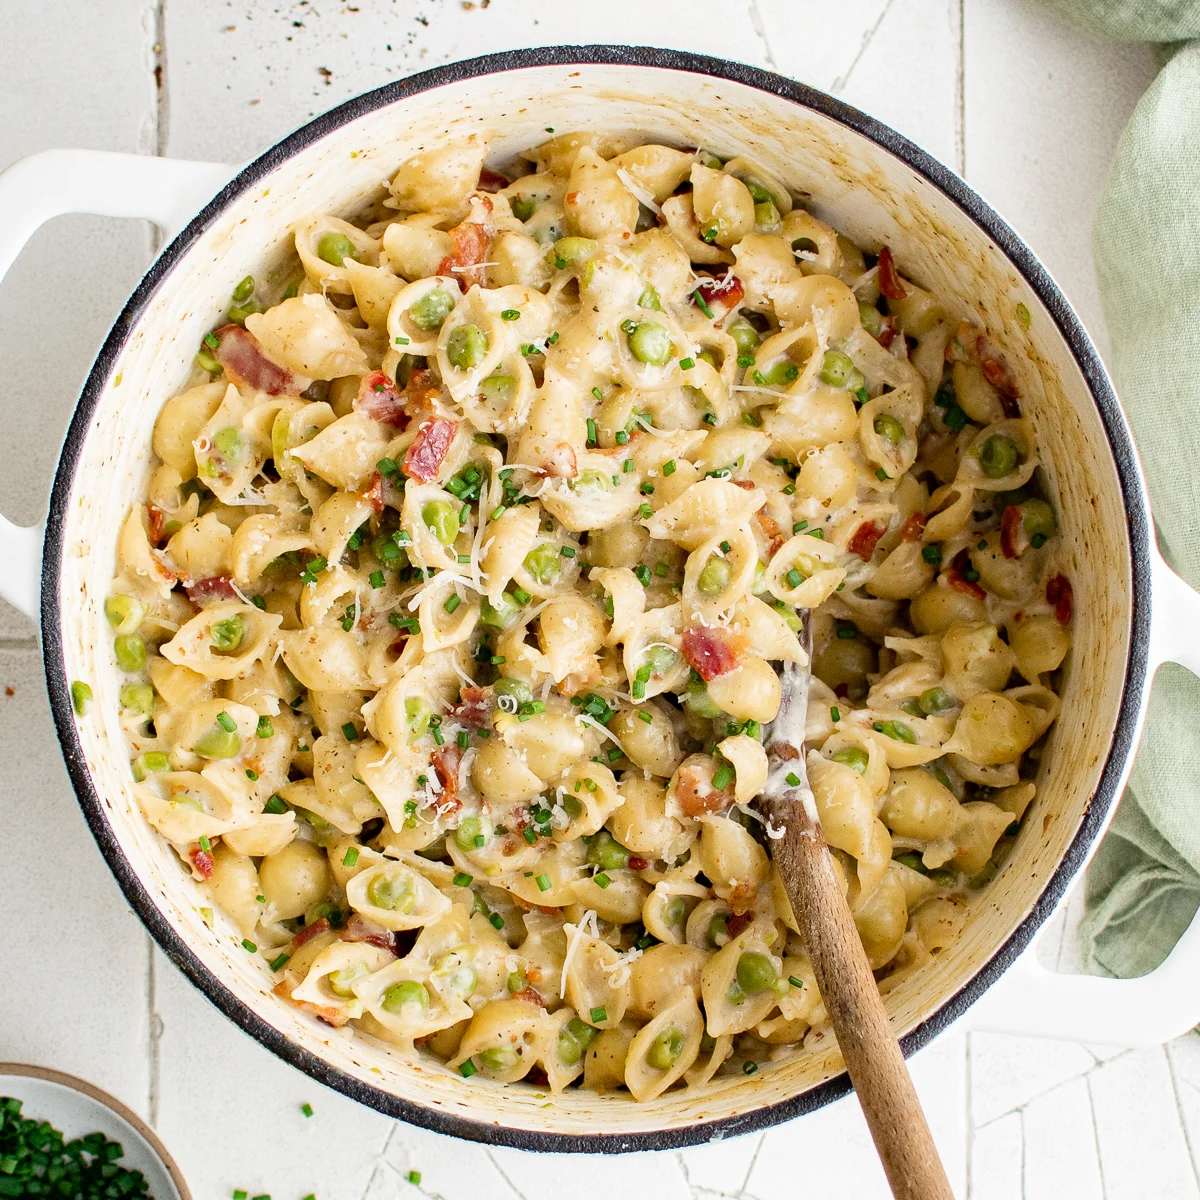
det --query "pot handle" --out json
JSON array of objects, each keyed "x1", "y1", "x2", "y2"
[
  {"x1": 962, "y1": 547, "x2": 1200, "y2": 1045},
  {"x1": 0, "y1": 149, "x2": 234, "y2": 622}
]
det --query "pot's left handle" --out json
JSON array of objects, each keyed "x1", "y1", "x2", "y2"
[
  {"x1": 0, "y1": 148, "x2": 234, "y2": 621},
  {"x1": 962, "y1": 547, "x2": 1200, "y2": 1046}
]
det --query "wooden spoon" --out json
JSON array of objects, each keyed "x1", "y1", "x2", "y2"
[{"x1": 760, "y1": 653, "x2": 955, "y2": 1200}]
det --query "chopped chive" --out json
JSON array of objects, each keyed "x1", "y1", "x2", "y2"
[
  {"x1": 457, "y1": 730, "x2": 469, "y2": 749},
  {"x1": 594, "y1": 872, "x2": 612, "y2": 889},
  {"x1": 342, "y1": 847, "x2": 360, "y2": 868},
  {"x1": 460, "y1": 1060, "x2": 478, "y2": 1077},
  {"x1": 805, "y1": 528, "x2": 825, "y2": 539},
  {"x1": 693, "y1": 289, "x2": 715, "y2": 318},
  {"x1": 680, "y1": 356, "x2": 695, "y2": 370},
  {"x1": 512, "y1": 586, "x2": 532, "y2": 605},
  {"x1": 638, "y1": 711, "x2": 653, "y2": 723},
  {"x1": 590, "y1": 1006, "x2": 608, "y2": 1024},
  {"x1": 408, "y1": 1171, "x2": 422, "y2": 1186},
  {"x1": 623, "y1": 458, "x2": 634, "y2": 473},
  {"x1": 264, "y1": 794, "x2": 288, "y2": 815},
  {"x1": 535, "y1": 873, "x2": 552, "y2": 892},
  {"x1": 488, "y1": 912, "x2": 504, "y2": 930},
  {"x1": 712, "y1": 763, "x2": 734, "y2": 791},
  {"x1": 831, "y1": 706, "x2": 841, "y2": 722},
  {"x1": 70, "y1": 680, "x2": 93, "y2": 716},
  {"x1": 591, "y1": 386, "x2": 604, "y2": 401},
  {"x1": 640, "y1": 481, "x2": 654, "y2": 495},
  {"x1": 269, "y1": 952, "x2": 290, "y2": 971},
  {"x1": 444, "y1": 593, "x2": 462, "y2": 613},
  {"x1": 369, "y1": 570, "x2": 385, "y2": 588},
  {"x1": 245, "y1": 768, "x2": 259, "y2": 781},
  {"x1": 615, "y1": 430, "x2": 629, "y2": 445},
  {"x1": 586, "y1": 418, "x2": 597, "y2": 446},
  {"x1": 341, "y1": 721, "x2": 359, "y2": 741},
  {"x1": 199, "y1": 835, "x2": 212, "y2": 853},
  {"x1": 559, "y1": 545, "x2": 576, "y2": 558},
  {"x1": 785, "y1": 772, "x2": 802, "y2": 787},
  {"x1": 634, "y1": 565, "x2": 652, "y2": 586},
  {"x1": 501, "y1": 308, "x2": 521, "y2": 321},
  {"x1": 793, "y1": 520, "x2": 808, "y2": 533},
  {"x1": 216, "y1": 710, "x2": 236, "y2": 732},
  {"x1": 639, "y1": 503, "x2": 653, "y2": 519},
  {"x1": 301, "y1": 1102, "x2": 314, "y2": 1118},
  {"x1": 242, "y1": 938, "x2": 257, "y2": 953},
  {"x1": 523, "y1": 827, "x2": 538, "y2": 845},
  {"x1": 785, "y1": 568, "x2": 803, "y2": 589},
  {"x1": 743, "y1": 1060, "x2": 758, "y2": 1075},
  {"x1": 662, "y1": 459, "x2": 676, "y2": 475}
]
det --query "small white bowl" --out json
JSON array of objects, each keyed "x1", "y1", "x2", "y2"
[{"x1": 0, "y1": 1064, "x2": 191, "y2": 1200}]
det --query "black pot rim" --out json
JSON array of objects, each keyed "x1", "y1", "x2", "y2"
[{"x1": 41, "y1": 44, "x2": 1152, "y2": 1154}]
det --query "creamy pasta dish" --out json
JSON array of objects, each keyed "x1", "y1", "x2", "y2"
[{"x1": 102, "y1": 131, "x2": 1072, "y2": 1098}]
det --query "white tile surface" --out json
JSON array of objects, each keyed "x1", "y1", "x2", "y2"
[{"x1": 0, "y1": 1, "x2": 1182, "y2": 1198}]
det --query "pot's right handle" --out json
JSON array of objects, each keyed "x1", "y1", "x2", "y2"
[
  {"x1": 0, "y1": 148, "x2": 234, "y2": 622},
  {"x1": 963, "y1": 548, "x2": 1200, "y2": 1045}
]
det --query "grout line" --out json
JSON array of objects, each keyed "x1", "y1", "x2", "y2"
[
  {"x1": 1166, "y1": 1049, "x2": 1200, "y2": 1191},
  {"x1": 955, "y1": 0, "x2": 966, "y2": 175},
  {"x1": 484, "y1": 1148, "x2": 530, "y2": 1200},
  {"x1": 0, "y1": 636, "x2": 39, "y2": 651},
  {"x1": 738, "y1": 1131, "x2": 766, "y2": 1195},
  {"x1": 146, "y1": 935, "x2": 163, "y2": 1127},
  {"x1": 830, "y1": 0, "x2": 895, "y2": 95},
  {"x1": 1084, "y1": 1072, "x2": 1110, "y2": 1200},
  {"x1": 746, "y1": 0, "x2": 778, "y2": 73},
  {"x1": 1019, "y1": 1106, "x2": 1027, "y2": 1200},
  {"x1": 153, "y1": 0, "x2": 169, "y2": 157},
  {"x1": 965, "y1": 1033, "x2": 974, "y2": 1196}
]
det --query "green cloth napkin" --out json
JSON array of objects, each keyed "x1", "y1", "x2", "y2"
[{"x1": 1031, "y1": 1, "x2": 1200, "y2": 977}]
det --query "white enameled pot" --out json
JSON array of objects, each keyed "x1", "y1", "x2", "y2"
[{"x1": 2, "y1": 47, "x2": 1199, "y2": 1152}]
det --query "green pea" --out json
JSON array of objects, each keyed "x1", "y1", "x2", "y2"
[
  {"x1": 644, "y1": 643, "x2": 678, "y2": 676},
  {"x1": 663, "y1": 896, "x2": 687, "y2": 927},
  {"x1": 831, "y1": 746, "x2": 869, "y2": 774},
  {"x1": 874, "y1": 719, "x2": 917, "y2": 744},
  {"x1": 757, "y1": 359, "x2": 799, "y2": 387},
  {"x1": 858, "y1": 302, "x2": 884, "y2": 337},
  {"x1": 211, "y1": 615, "x2": 245, "y2": 652},
  {"x1": 873, "y1": 414, "x2": 905, "y2": 445},
  {"x1": 479, "y1": 1046, "x2": 518, "y2": 1072},
  {"x1": 627, "y1": 321, "x2": 673, "y2": 366},
  {"x1": 637, "y1": 284, "x2": 662, "y2": 311},
  {"x1": 706, "y1": 912, "x2": 729, "y2": 948},
  {"x1": 422, "y1": 499, "x2": 460, "y2": 546},
  {"x1": 119, "y1": 684, "x2": 155, "y2": 718},
  {"x1": 367, "y1": 873, "x2": 415, "y2": 912},
  {"x1": 480, "y1": 593, "x2": 520, "y2": 629},
  {"x1": 381, "y1": 979, "x2": 429, "y2": 1014},
  {"x1": 567, "y1": 1017, "x2": 600, "y2": 1050},
  {"x1": 561, "y1": 793, "x2": 584, "y2": 819},
  {"x1": 231, "y1": 275, "x2": 255, "y2": 302},
  {"x1": 328, "y1": 961, "x2": 370, "y2": 998},
  {"x1": 754, "y1": 200, "x2": 781, "y2": 231},
  {"x1": 736, "y1": 951, "x2": 777, "y2": 995},
  {"x1": 410, "y1": 288, "x2": 455, "y2": 331},
  {"x1": 511, "y1": 196, "x2": 537, "y2": 222},
  {"x1": 819, "y1": 349, "x2": 858, "y2": 388},
  {"x1": 405, "y1": 696, "x2": 432, "y2": 740},
  {"x1": 697, "y1": 555, "x2": 732, "y2": 597},
  {"x1": 193, "y1": 723, "x2": 241, "y2": 760},
  {"x1": 196, "y1": 347, "x2": 221, "y2": 373},
  {"x1": 455, "y1": 816, "x2": 484, "y2": 852},
  {"x1": 494, "y1": 677, "x2": 533, "y2": 707},
  {"x1": 226, "y1": 299, "x2": 264, "y2": 326},
  {"x1": 893, "y1": 850, "x2": 929, "y2": 875},
  {"x1": 557, "y1": 1029, "x2": 584, "y2": 1066},
  {"x1": 479, "y1": 373, "x2": 516, "y2": 408},
  {"x1": 682, "y1": 679, "x2": 723, "y2": 719},
  {"x1": 104, "y1": 593, "x2": 145, "y2": 635},
  {"x1": 900, "y1": 698, "x2": 924, "y2": 718},
  {"x1": 550, "y1": 237, "x2": 597, "y2": 267},
  {"x1": 919, "y1": 687, "x2": 954, "y2": 715},
  {"x1": 372, "y1": 532, "x2": 407, "y2": 567},
  {"x1": 980, "y1": 434, "x2": 1020, "y2": 479},
  {"x1": 586, "y1": 830, "x2": 631, "y2": 871},
  {"x1": 131, "y1": 750, "x2": 171, "y2": 782},
  {"x1": 728, "y1": 320, "x2": 760, "y2": 356},
  {"x1": 113, "y1": 634, "x2": 146, "y2": 673},
  {"x1": 523, "y1": 543, "x2": 562, "y2": 586},
  {"x1": 446, "y1": 323, "x2": 489, "y2": 370},
  {"x1": 1021, "y1": 498, "x2": 1056, "y2": 543},
  {"x1": 212, "y1": 425, "x2": 244, "y2": 461},
  {"x1": 316, "y1": 232, "x2": 358, "y2": 267},
  {"x1": 647, "y1": 1025, "x2": 686, "y2": 1071}
]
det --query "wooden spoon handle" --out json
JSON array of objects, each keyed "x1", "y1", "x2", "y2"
[{"x1": 771, "y1": 812, "x2": 956, "y2": 1200}]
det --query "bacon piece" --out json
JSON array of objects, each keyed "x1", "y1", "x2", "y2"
[
  {"x1": 1046, "y1": 574, "x2": 1073, "y2": 624},
  {"x1": 451, "y1": 685, "x2": 492, "y2": 730},
  {"x1": 754, "y1": 509, "x2": 786, "y2": 557},
  {"x1": 944, "y1": 321, "x2": 974, "y2": 364},
  {"x1": 402, "y1": 417, "x2": 458, "y2": 483},
  {"x1": 272, "y1": 980, "x2": 350, "y2": 1028},
  {"x1": 672, "y1": 760, "x2": 735, "y2": 818},
  {"x1": 628, "y1": 855, "x2": 649, "y2": 871},
  {"x1": 341, "y1": 914, "x2": 397, "y2": 953},
  {"x1": 877, "y1": 246, "x2": 907, "y2": 301},
  {"x1": 185, "y1": 575, "x2": 239, "y2": 606},
  {"x1": 726, "y1": 911, "x2": 754, "y2": 938},
  {"x1": 291, "y1": 917, "x2": 331, "y2": 950},
  {"x1": 147, "y1": 505, "x2": 167, "y2": 545},
  {"x1": 876, "y1": 316, "x2": 899, "y2": 349},
  {"x1": 431, "y1": 744, "x2": 463, "y2": 815},
  {"x1": 359, "y1": 471, "x2": 384, "y2": 515},
  {"x1": 848, "y1": 520, "x2": 886, "y2": 562},
  {"x1": 682, "y1": 625, "x2": 741, "y2": 682},
  {"x1": 511, "y1": 986, "x2": 547, "y2": 1009},
  {"x1": 477, "y1": 166, "x2": 510, "y2": 193},
  {"x1": 437, "y1": 212, "x2": 493, "y2": 289},
  {"x1": 947, "y1": 548, "x2": 986, "y2": 600},
  {"x1": 899, "y1": 513, "x2": 927, "y2": 543},
  {"x1": 1000, "y1": 504, "x2": 1024, "y2": 559},
  {"x1": 212, "y1": 324, "x2": 299, "y2": 395},
  {"x1": 692, "y1": 273, "x2": 745, "y2": 320},
  {"x1": 533, "y1": 443, "x2": 578, "y2": 479},
  {"x1": 189, "y1": 847, "x2": 214, "y2": 879},
  {"x1": 354, "y1": 370, "x2": 409, "y2": 429}
]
